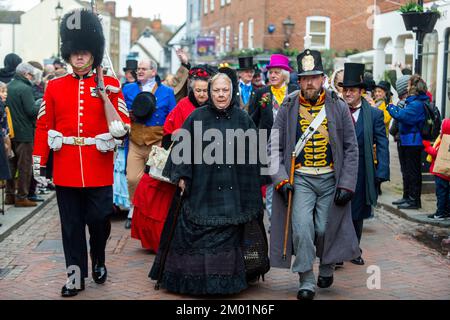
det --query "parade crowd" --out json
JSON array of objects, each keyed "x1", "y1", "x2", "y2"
[{"x1": 0, "y1": 9, "x2": 449, "y2": 300}]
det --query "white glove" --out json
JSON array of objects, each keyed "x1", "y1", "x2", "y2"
[
  {"x1": 109, "y1": 120, "x2": 128, "y2": 138},
  {"x1": 35, "y1": 176, "x2": 48, "y2": 188}
]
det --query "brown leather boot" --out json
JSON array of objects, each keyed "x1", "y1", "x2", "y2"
[
  {"x1": 5, "y1": 194, "x2": 15, "y2": 205},
  {"x1": 14, "y1": 198, "x2": 37, "y2": 207}
]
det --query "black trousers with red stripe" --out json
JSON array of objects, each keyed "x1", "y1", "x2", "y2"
[{"x1": 55, "y1": 186, "x2": 112, "y2": 279}]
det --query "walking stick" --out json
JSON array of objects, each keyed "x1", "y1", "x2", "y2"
[
  {"x1": 282, "y1": 152, "x2": 296, "y2": 261},
  {"x1": 155, "y1": 190, "x2": 184, "y2": 290}
]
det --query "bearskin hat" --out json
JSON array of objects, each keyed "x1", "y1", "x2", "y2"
[{"x1": 60, "y1": 9, "x2": 105, "y2": 69}]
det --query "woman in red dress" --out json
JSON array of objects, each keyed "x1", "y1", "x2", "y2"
[{"x1": 131, "y1": 66, "x2": 214, "y2": 251}]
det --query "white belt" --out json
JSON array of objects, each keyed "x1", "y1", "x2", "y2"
[
  {"x1": 296, "y1": 166, "x2": 334, "y2": 176},
  {"x1": 62, "y1": 136, "x2": 96, "y2": 146}
]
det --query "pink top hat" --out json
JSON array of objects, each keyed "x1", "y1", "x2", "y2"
[{"x1": 266, "y1": 54, "x2": 293, "y2": 72}]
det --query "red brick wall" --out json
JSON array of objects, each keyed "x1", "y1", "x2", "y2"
[
  {"x1": 265, "y1": 0, "x2": 373, "y2": 52},
  {"x1": 200, "y1": 0, "x2": 374, "y2": 53},
  {"x1": 200, "y1": 0, "x2": 266, "y2": 51}
]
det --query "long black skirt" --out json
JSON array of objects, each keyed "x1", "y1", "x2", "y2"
[
  {"x1": 149, "y1": 191, "x2": 248, "y2": 296},
  {"x1": 0, "y1": 136, "x2": 11, "y2": 180}
]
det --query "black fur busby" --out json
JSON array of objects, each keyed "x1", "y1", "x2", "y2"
[{"x1": 60, "y1": 9, "x2": 105, "y2": 69}]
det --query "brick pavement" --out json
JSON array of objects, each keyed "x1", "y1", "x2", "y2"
[{"x1": 0, "y1": 198, "x2": 449, "y2": 300}]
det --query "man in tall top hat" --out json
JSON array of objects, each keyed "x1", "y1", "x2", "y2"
[
  {"x1": 268, "y1": 49, "x2": 360, "y2": 300},
  {"x1": 123, "y1": 59, "x2": 138, "y2": 85},
  {"x1": 339, "y1": 63, "x2": 389, "y2": 266},
  {"x1": 236, "y1": 56, "x2": 256, "y2": 112},
  {"x1": 33, "y1": 9, "x2": 130, "y2": 297}
]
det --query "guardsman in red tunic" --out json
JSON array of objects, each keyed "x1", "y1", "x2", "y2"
[{"x1": 32, "y1": 10, "x2": 130, "y2": 297}]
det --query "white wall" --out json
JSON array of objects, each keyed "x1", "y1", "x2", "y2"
[
  {"x1": 119, "y1": 19, "x2": 131, "y2": 73},
  {"x1": 18, "y1": 0, "x2": 83, "y2": 64},
  {"x1": 130, "y1": 34, "x2": 164, "y2": 67},
  {"x1": 0, "y1": 23, "x2": 20, "y2": 67},
  {"x1": 373, "y1": 2, "x2": 450, "y2": 116},
  {"x1": 168, "y1": 25, "x2": 187, "y2": 74}
]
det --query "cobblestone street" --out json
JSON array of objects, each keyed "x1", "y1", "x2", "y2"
[{"x1": 0, "y1": 198, "x2": 448, "y2": 300}]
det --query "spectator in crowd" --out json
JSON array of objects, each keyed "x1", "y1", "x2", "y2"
[
  {"x1": 423, "y1": 118, "x2": 450, "y2": 220},
  {"x1": 387, "y1": 74, "x2": 427, "y2": 210},
  {"x1": 389, "y1": 75, "x2": 411, "y2": 206},
  {"x1": 5, "y1": 62, "x2": 38, "y2": 207},
  {"x1": 374, "y1": 81, "x2": 392, "y2": 136},
  {"x1": 0, "y1": 53, "x2": 22, "y2": 84},
  {"x1": 122, "y1": 58, "x2": 176, "y2": 229}
]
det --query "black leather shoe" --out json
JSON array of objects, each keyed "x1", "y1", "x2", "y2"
[
  {"x1": 61, "y1": 281, "x2": 85, "y2": 298},
  {"x1": 92, "y1": 265, "x2": 107, "y2": 284},
  {"x1": 317, "y1": 275, "x2": 334, "y2": 288},
  {"x1": 397, "y1": 201, "x2": 420, "y2": 210},
  {"x1": 28, "y1": 195, "x2": 45, "y2": 202},
  {"x1": 124, "y1": 218, "x2": 132, "y2": 229},
  {"x1": 335, "y1": 262, "x2": 344, "y2": 269},
  {"x1": 350, "y1": 256, "x2": 365, "y2": 265},
  {"x1": 392, "y1": 198, "x2": 408, "y2": 205},
  {"x1": 297, "y1": 289, "x2": 315, "y2": 300}
]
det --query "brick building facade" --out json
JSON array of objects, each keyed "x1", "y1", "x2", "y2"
[{"x1": 200, "y1": 0, "x2": 374, "y2": 55}]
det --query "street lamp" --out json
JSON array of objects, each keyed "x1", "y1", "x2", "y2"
[
  {"x1": 282, "y1": 16, "x2": 295, "y2": 49},
  {"x1": 55, "y1": 1, "x2": 63, "y2": 58}
]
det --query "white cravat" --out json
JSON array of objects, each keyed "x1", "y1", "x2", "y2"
[
  {"x1": 351, "y1": 102, "x2": 362, "y2": 122},
  {"x1": 142, "y1": 78, "x2": 156, "y2": 93}
]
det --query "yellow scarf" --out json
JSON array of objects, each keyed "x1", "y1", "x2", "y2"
[{"x1": 271, "y1": 85, "x2": 287, "y2": 106}]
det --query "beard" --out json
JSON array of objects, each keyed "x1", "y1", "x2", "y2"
[{"x1": 301, "y1": 87, "x2": 322, "y2": 101}]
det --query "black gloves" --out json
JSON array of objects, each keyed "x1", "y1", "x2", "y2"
[
  {"x1": 278, "y1": 183, "x2": 294, "y2": 207},
  {"x1": 334, "y1": 188, "x2": 354, "y2": 206}
]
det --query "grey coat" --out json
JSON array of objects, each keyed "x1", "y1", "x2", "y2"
[{"x1": 268, "y1": 90, "x2": 361, "y2": 268}]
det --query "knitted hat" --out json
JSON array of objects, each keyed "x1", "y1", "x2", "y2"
[{"x1": 396, "y1": 75, "x2": 411, "y2": 97}]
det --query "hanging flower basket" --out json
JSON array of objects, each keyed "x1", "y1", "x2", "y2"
[{"x1": 401, "y1": 11, "x2": 440, "y2": 33}]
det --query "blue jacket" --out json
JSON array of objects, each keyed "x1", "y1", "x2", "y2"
[
  {"x1": 122, "y1": 80, "x2": 176, "y2": 127},
  {"x1": 387, "y1": 94, "x2": 428, "y2": 146}
]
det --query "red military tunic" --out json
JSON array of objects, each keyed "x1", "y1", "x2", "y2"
[{"x1": 33, "y1": 71, "x2": 130, "y2": 188}]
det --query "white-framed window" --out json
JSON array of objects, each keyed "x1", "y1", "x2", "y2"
[
  {"x1": 306, "y1": 16, "x2": 331, "y2": 50},
  {"x1": 204, "y1": 0, "x2": 208, "y2": 14},
  {"x1": 226, "y1": 0, "x2": 231, "y2": 4},
  {"x1": 238, "y1": 22, "x2": 244, "y2": 50},
  {"x1": 210, "y1": 0, "x2": 215, "y2": 12},
  {"x1": 219, "y1": 27, "x2": 225, "y2": 53},
  {"x1": 220, "y1": 0, "x2": 225, "y2": 7},
  {"x1": 248, "y1": 19, "x2": 254, "y2": 49},
  {"x1": 225, "y1": 26, "x2": 231, "y2": 52}
]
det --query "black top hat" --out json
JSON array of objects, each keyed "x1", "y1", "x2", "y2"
[
  {"x1": 374, "y1": 81, "x2": 391, "y2": 93},
  {"x1": 237, "y1": 56, "x2": 254, "y2": 71},
  {"x1": 339, "y1": 63, "x2": 366, "y2": 88},
  {"x1": 132, "y1": 92, "x2": 156, "y2": 121},
  {"x1": 297, "y1": 49, "x2": 324, "y2": 77},
  {"x1": 60, "y1": 9, "x2": 105, "y2": 69},
  {"x1": 123, "y1": 59, "x2": 138, "y2": 72}
]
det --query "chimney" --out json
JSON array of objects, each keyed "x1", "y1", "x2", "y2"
[
  {"x1": 128, "y1": 5, "x2": 132, "y2": 19},
  {"x1": 96, "y1": 0, "x2": 105, "y2": 11},
  {"x1": 151, "y1": 15, "x2": 162, "y2": 31},
  {"x1": 104, "y1": 1, "x2": 116, "y2": 17}
]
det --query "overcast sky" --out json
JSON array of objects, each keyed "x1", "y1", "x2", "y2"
[{"x1": 6, "y1": 0, "x2": 186, "y2": 26}]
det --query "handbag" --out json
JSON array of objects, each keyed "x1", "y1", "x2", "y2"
[
  {"x1": 241, "y1": 214, "x2": 270, "y2": 282},
  {"x1": 146, "y1": 143, "x2": 175, "y2": 184},
  {"x1": 433, "y1": 134, "x2": 450, "y2": 177}
]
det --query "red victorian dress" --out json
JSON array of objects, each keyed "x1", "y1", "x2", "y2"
[{"x1": 131, "y1": 95, "x2": 198, "y2": 251}]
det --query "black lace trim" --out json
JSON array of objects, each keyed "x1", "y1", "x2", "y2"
[{"x1": 157, "y1": 271, "x2": 248, "y2": 296}]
